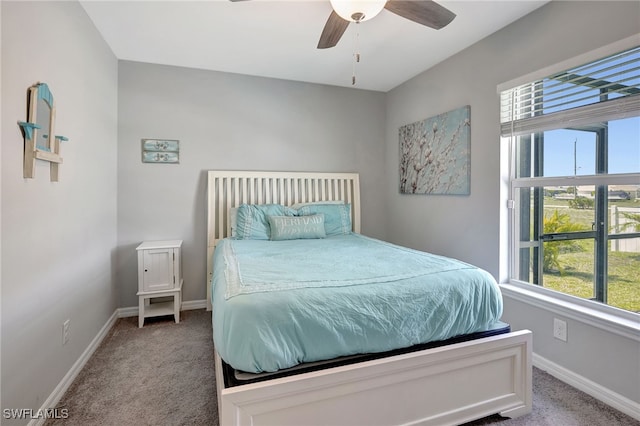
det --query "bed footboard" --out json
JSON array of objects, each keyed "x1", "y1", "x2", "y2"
[{"x1": 215, "y1": 330, "x2": 532, "y2": 426}]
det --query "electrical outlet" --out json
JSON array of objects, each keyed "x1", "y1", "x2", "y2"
[
  {"x1": 553, "y1": 318, "x2": 567, "y2": 342},
  {"x1": 62, "y1": 319, "x2": 70, "y2": 345}
]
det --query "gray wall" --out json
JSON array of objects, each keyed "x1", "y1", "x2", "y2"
[
  {"x1": 385, "y1": 1, "x2": 640, "y2": 404},
  {"x1": 117, "y1": 62, "x2": 386, "y2": 307},
  {"x1": 1, "y1": 1, "x2": 118, "y2": 420}
]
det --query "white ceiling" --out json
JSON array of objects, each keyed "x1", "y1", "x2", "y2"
[{"x1": 80, "y1": 0, "x2": 548, "y2": 92}]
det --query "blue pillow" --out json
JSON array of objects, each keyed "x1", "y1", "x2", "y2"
[
  {"x1": 235, "y1": 204, "x2": 296, "y2": 240},
  {"x1": 268, "y1": 215, "x2": 326, "y2": 241},
  {"x1": 296, "y1": 203, "x2": 352, "y2": 236}
]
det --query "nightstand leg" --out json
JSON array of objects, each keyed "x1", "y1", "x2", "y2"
[
  {"x1": 174, "y1": 292, "x2": 180, "y2": 324},
  {"x1": 138, "y1": 296, "x2": 144, "y2": 328}
]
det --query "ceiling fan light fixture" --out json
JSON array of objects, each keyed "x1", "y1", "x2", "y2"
[{"x1": 329, "y1": 0, "x2": 386, "y2": 23}]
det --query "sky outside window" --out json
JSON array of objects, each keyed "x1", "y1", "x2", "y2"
[{"x1": 543, "y1": 116, "x2": 639, "y2": 177}]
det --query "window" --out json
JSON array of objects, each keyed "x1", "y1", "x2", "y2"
[{"x1": 501, "y1": 45, "x2": 640, "y2": 314}]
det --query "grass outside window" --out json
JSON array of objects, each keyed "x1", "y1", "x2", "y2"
[{"x1": 541, "y1": 197, "x2": 640, "y2": 313}]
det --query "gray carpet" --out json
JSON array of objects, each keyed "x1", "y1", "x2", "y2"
[
  {"x1": 46, "y1": 310, "x2": 218, "y2": 426},
  {"x1": 47, "y1": 310, "x2": 638, "y2": 426}
]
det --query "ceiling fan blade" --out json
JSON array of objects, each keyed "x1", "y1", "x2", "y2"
[
  {"x1": 317, "y1": 11, "x2": 350, "y2": 49},
  {"x1": 384, "y1": 0, "x2": 456, "y2": 30}
]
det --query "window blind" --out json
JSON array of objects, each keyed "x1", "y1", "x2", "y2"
[{"x1": 500, "y1": 46, "x2": 640, "y2": 137}]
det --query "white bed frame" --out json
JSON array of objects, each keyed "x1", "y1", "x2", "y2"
[{"x1": 207, "y1": 170, "x2": 532, "y2": 426}]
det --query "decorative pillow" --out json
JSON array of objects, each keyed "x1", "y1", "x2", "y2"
[
  {"x1": 235, "y1": 204, "x2": 296, "y2": 240},
  {"x1": 296, "y1": 203, "x2": 352, "y2": 236},
  {"x1": 268, "y1": 214, "x2": 326, "y2": 241}
]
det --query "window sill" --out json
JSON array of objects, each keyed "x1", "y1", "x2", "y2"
[{"x1": 500, "y1": 281, "x2": 640, "y2": 342}]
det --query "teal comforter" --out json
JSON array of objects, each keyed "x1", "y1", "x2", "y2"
[{"x1": 212, "y1": 234, "x2": 503, "y2": 373}]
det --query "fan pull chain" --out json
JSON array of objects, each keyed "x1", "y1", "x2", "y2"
[{"x1": 352, "y1": 23, "x2": 360, "y2": 85}]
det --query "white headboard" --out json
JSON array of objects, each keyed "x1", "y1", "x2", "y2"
[{"x1": 206, "y1": 170, "x2": 361, "y2": 310}]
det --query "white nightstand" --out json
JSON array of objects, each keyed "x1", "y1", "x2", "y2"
[{"x1": 136, "y1": 240, "x2": 183, "y2": 328}]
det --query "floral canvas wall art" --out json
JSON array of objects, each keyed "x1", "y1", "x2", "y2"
[{"x1": 399, "y1": 106, "x2": 471, "y2": 195}]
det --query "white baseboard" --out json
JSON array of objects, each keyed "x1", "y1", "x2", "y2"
[
  {"x1": 117, "y1": 306, "x2": 138, "y2": 318},
  {"x1": 533, "y1": 353, "x2": 640, "y2": 421},
  {"x1": 182, "y1": 299, "x2": 207, "y2": 310},
  {"x1": 118, "y1": 299, "x2": 207, "y2": 318},
  {"x1": 29, "y1": 310, "x2": 119, "y2": 426}
]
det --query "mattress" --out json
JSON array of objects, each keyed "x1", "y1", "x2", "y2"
[
  {"x1": 224, "y1": 321, "x2": 511, "y2": 387},
  {"x1": 212, "y1": 233, "x2": 503, "y2": 374}
]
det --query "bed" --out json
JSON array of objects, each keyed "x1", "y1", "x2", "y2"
[{"x1": 207, "y1": 170, "x2": 532, "y2": 426}]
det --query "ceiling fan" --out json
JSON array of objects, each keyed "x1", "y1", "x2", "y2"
[
  {"x1": 229, "y1": 1, "x2": 456, "y2": 49},
  {"x1": 317, "y1": 0, "x2": 456, "y2": 49}
]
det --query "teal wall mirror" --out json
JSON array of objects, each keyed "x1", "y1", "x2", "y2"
[{"x1": 18, "y1": 82, "x2": 67, "y2": 181}]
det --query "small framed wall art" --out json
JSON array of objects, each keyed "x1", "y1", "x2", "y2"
[{"x1": 141, "y1": 139, "x2": 180, "y2": 163}]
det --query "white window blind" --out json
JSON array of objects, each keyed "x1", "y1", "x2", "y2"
[{"x1": 500, "y1": 46, "x2": 640, "y2": 137}]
